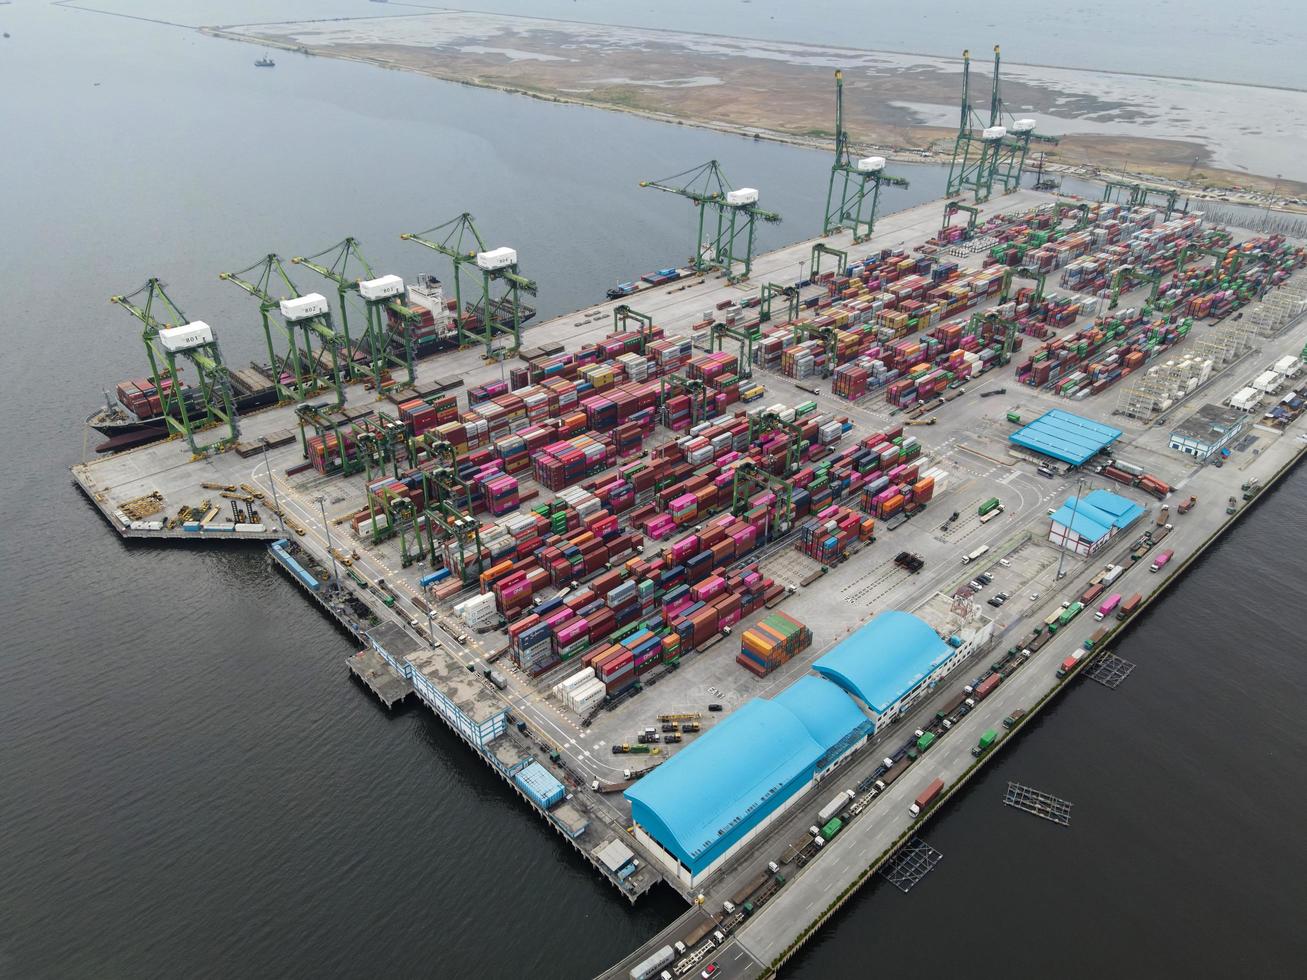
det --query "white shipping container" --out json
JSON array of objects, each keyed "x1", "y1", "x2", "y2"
[{"x1": 158, "y1": 320, "x2": 214, "y2": 352}]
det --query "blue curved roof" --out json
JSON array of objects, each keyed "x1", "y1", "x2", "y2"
[
  {"x1": 772, "y1": 675, "x2": 873, "y2": 758},
  {"x1": 626, "y1": 699, "x2": 823, "y2": 874},
  {"x1": 812, "y1": 611, "x2": 950, "y2": 714}
]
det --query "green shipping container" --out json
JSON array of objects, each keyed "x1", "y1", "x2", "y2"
[
  {"x1": 1006, "y1": 411, "x2": 1022, "y2": 424},
  {"x1": 820, "y1": 817, "x2": 843, "y2": 840},
  {"x1": 978, "y1": 730, "x2": 997, "y2": 750},
  {"x1": 978, "y1": 497, "x2": 1001, "y2": 516},
  {"x1": 917, "y1": 731, "x2": 936, "y2": 751}
]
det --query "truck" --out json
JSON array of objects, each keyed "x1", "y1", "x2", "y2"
[
  {"x1": 971, "y1": 729, "x2": 998, "y2": 757},
  {"x1": 726, "y1": 869, "x2": 772, "y2": 913},
  {"x1": 820, "y1": 817, "x2": 843, "y2": 841},
  {"x1": 1052, "y1": 601, "x2": 1083, "y2": 630},
  {"x1": 1057, "y1": 651, "x2": 1084, "y2": 678},
  {"x1": 1100, "y1": 563, "x2": 1124, "y2": 586},
  {"x1": 1085, "y1": 627, "x2": 1109, "y2": 651},
  {"x1": 910, "y1": 778, "x2": 945, "y2": 817},
  {"x1": 1150, "y1": 549, "x2": 1174, "y2": 572},
  {"x1": 675, "y1": 918, "x2": 718, "y2": 956},
  {"x1": 1117, "y1": 593, "x2": 1143, "y2": 620},
  {"x1": 1080, "y1": 582, "x2": 1106, "y2": 606},
  {"x1": 916, "y1": 731, "x2": 937, "y2": 752},
  {"x1": 1227, "y1": 496, "x2": 1237, "y2": 515},
  {"x1": 875, "y1": 760, "x2": 910, "y2": 792},
  {"x1": 973, "y1": 673, "x2": 1001, "y2": 700},
  {"x1": 962, "y1": 545, "x2": 990, "y2": 565},
  {"x1": 1156, "y1": 505, "x2": 1170, "y2": 526},
  {"x1": 935, "y1": 691, "x2": 968, "y2": 722},
  {"x1": 1003, "y1": 708, "x2": 1026, "y2": 730},
  {"x1": 1095, "y1": 593, "x2": 1122, "y2": 621},
  {"x1": 1178, "y1": 495, "x2": 1197, "y2": 514},
  {"x1": 978, "y1": 497, "x2": 1002, "y2": 517},
  {"x1": 629, "y1": 944, "x2": 675, "y2": 980},
  {"x1": 817, "y1": 789, "x2": 855, "y2": 824}
]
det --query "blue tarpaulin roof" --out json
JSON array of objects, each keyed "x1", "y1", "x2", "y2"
[
  {"x1": 1010, "y1": 409, "x2": 1122, "y2": 465},
  {"x1": 811, "y1": 611, "x2": 951, "y2": 715}
]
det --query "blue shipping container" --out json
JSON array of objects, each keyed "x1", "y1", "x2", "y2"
[{"x1": 514, "y1": 761, "x2": 566, "y2": 811}]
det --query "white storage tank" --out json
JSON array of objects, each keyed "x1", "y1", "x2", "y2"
[
  {"x1": 475, "y1": 247, "x2": 518, "y2": 271},
  {"x1": 725, "y1": 187, "x2": 759, "y2": 206},
  {"x1": 158, "y1": 320, "x2": 214, "y2": 353},
  {"x1": 856, "y1": 156, "x2": 886, "y2": 173},
  {"x1": 359, "y1": 274, "x2": 404, "y2": 301},
  {"x1": 279, "y1": 293, "x2": 329, "y2": 322}
]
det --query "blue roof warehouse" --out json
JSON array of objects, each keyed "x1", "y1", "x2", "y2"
[
  {"x1": 1048, "y1": 488, "x2": 1145, "y2": 556},
  {"x1": 1010, "y1": 409, "x2": 1122, "y2": 465},
  {"x1": 625, "y1": 609, "x2": 992, "y2": 886}
]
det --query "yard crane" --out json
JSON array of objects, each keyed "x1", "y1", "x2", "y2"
[
  {"x1": 822, "y1": 70, "x2": 909, "y2": 242},
  {"x1": 659, "y1": 374, "x2": 710, "y2": 428},
  {"x1": 1109, "y1": 264, "x2": 1164, "y2": 310},
  {"x1": 219, "y1": 254, "x2": 346, "y2": 407},
  {"x1": 758, "y1": 281, "x2": 801, "y2": 324},
  {"x1": 809, "y1": 242, "x2": 848, "y2": 279},
  {"x1": 709, "y1": 320, "x2": 757, "y2": 380},
  {"x1": 640, "y1": 160, "x2": 781, "y2": 283},
  {"x1": 986, "y1": 47, "x2": 1058, "y2": 195},
  {"x1": 966, "y1": 309, "x2": 1022, "y2": 366},
  {"x1": 291, "y1": 237, "x2": 417, "y2": 391},
  {"x1": 400, "y1": 213, "x2": 537, "y2": 356},
  {"x1": 942, "y1": 200, "x2": 981, "y2": 239},
  {"x1": 1101, "y1": 180, "x2": 1187, "y2": 220},
  {"x1": 612, "y1": 305, "x2": 657, "y2": 354},
  {"x1": 730, "y1": 460, "x2": 795, "y2": 538},
  {"x1": 998, "y1": 265, "x2": 1047, "y2": 304},
  {"x1": 789, "y1": 322, "x2": 840, "y2": 381},
  {"x1": 109, "y1": 278, "x2": 240, "y2": 455},
  {"x1": 747, "y1": 410, "x2": 809, "y2": 475}
]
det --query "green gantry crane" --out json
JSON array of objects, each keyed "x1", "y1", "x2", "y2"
[
  {"x1": 641, "y1": 160, "x2": 781, "y2": 283},
  {"x1": 109, "y1": 278, "x2": 240, "y2": 455},
  {"x1": 220, "y1": 254, "x2": 346, "y2": 407},
  {"x1": 942, "y1": 200, "x2": 981, "y2": 239},
  {"x1": 291, "y1": 237, "x2": 417, "y2": 392},
  {"x1": 999, "y1": 265, "x2": 1047, "y2": 304},
  {"x1": 730, "y1": 460, "x2": 795, "y2": 538},
  {"x1": 966, "y1": 309, "x2": 1021, "y2": 366},
  {"x1": 1108, "y1": 264, "x2": 1164, "y2": 309},
  {"x1": 809, "y1": 242, "x2": 848, "y2": 279},
  {"x1": 709, "y1": 320, "x2": 758, "y2": 380},
  {"x1": 747, "y1": 410, "x2": 808, "y2": 475},
  {"x1": 947, "y1": 46, "x2": 1054, "y2": 203},
  {"x1": 822, "y1": 70, "x2": 909, "y2": 242},
  {"x1": 401, "y1": 213, "x2": 537, "y2": 356},
  {"x1": 612, "y1": 305, "x2": 657, "y2": 354},
  {"x1": 660, "y1": 374, "x2": 710, "y2": 428},
  {"x1": 1101, "y1": 180, "x2": 1187, "y2": 220},
  {"x1": 759, "y1": 281, "x2": 801, "y2": 324}
]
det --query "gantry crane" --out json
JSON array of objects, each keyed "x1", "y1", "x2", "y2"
[
  {"x1": 809, "y1": 242, "x2": 849, "y2": 279},
  {"x1": 998, "y1": 265, "x2": 1047, "y2": 304},
  {"x1": 942, "y1": 201, "x2": 981, "y2": 239},
  {"x1": 612, "y1": 305, "x2": 657, "y2": 354},
  {"x1": 789, "y1": 322, "x2": 840, "y2": 381},
  {"x1": 291, "y1": 238, "x2": 417, "y2": 391},
  {"x1": 987, "y1": 47, "x2": 1058, "y2": 194},
  {"x1": 1108, "y1": 264, "x2": 1164, "y2": 310},
  {"x1": 758, "y1": 282, "x2": 801, "y2": 324},
  {"x1": 109, "y1": 278, "x2": 240, "y2": 454},
  {"x1": 966, "y1": 309, "x2": 1021, "y2": 365},
  {"x1": 1055, "y1": 202, "x2": 1092, "y2": 234},
  {"x1": 659, "y1": 374, "x2": 710, "y2": 428},
  {"x1": 220, "y1": 254, "x2": 346, "y2": 407},
  {"x1": 709, "y1": 320, "x2": 757, "y2": 380},
  {"x1": 747, "y1": 410, "x2": 808, "y2": 475},
  {"x1": 822, "y1": 70, "x2": 909, "y2": 242},
  {"x1": 400, "y1": 213, "x2": 537, "y2": 355},
  {"x1": 641, "y1": 161, "x2": 781, "y2": 283},
  {"x1": 1101, "y1": 180, "x2": 1187, "y2": 220},
  {"x1": 294, "y1": 402, "x2": 366, "y2": 475},
  {"x1": 730, "y1": 460, "x2": 795, "y2": 538}
]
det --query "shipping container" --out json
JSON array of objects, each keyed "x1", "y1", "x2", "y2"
[{"x1": 910, "y1": 777, "x2": 945, "y2": 816}]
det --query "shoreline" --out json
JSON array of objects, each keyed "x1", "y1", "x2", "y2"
[{"x1": 199, "y1": 25, "x2": 1307, "y2": 215}]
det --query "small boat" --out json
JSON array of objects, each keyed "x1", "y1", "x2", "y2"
[{"x1": 254, "y1": 53, "x2": 276, "y2": 68}]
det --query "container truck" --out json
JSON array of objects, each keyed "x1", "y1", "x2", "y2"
[
  {"x1": 820, "y1": 817, "x2": 843, "y2": 841},
  {"x1": 973, "y1": 674, "x2": 1001, "y2": 700},
  {"x1": 875, "y1": 760, "x2": 909, "y2": 792},
  {"x1": 1057, "y1": 651, "x2": 1084, "y2": 678},
  {"x1": 817, "y1": 789, "x2": 855, "y2": 824},
  {"x1": 1117, "y1": 593, "x2": 1142, "y2": 620},
  {"x1": 675, "y1": 919, "x2": 718, "y2": 956},
  {"x1": 1155, "y1": 505, "x2": 1169, "y2": 526},
  {"x1": 910, "y1": 778, "x2": 945, "y2": 817},
  {"x1": 1100, "y1": 563, "x2": 1124, "y2": 586},
  {"x1": 1051, "y1": 601, "x2": 1083, "y2": 631},
  {"x1": 962, "y1": 545, "x2": 990, "y2": 564},
  {"x1": 971, "y1": 730, "x2": 998, "y2": 757},
  {"x1": 1003, "y1": 708, "x2": 1026, "y2": 730},
  {"x1": 916, "y1": 731, "x2": 936, "y2": 752},
  {"x1": 978, "y1": 497, "x2": 1002, "y2": 516},
  {"x1": 1085, "y1": 627, "x2": 1108, "y2": 651},
  {"x1": 1178, "y1": 495, "x2": 1197, "y2": 514},
  {"x1": 1095, "y1": 594, "x2": 1122, "y2": 621},
  {"x1": 630, "y1": 945, "x2": 675, "y2": 980},
  {"x1": 1080, "y1": 583, "x2": 1106, "y2": 606},
  {"x1": 1150, "y1": 549, "x2": 1174, "y2": 572}
]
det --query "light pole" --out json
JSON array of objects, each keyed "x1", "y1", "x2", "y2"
[
  {"x1": 315, "y1": 494, "x2": 340, "y2": 584},
  {"x1": 425, "y1": 606, "x2": 436, "y2": 648},
  {"x1": 1055, "y1": 477, "x2": 1086, "y2": 580},
  {"x1": 261, "y1": 443, "x2": 286, "y2": 536},
  {"x1": 798, "y1": 259, "x2": 806, "y2": 286}
]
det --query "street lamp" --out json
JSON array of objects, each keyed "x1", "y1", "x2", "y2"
[
  {"x1": 1055, "y1": 477, "x2": 1086, "y2": 580},
  {"x1": 315, "y1": 494, "x2": 340, "y2": 584},
  {"x1": 261, "y1": 443, "x2": 286, "y2": 536}
]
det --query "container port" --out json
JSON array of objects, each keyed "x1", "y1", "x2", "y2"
[{"x1": 70, "y1": 75, "x2": 1307, "y2": 980}]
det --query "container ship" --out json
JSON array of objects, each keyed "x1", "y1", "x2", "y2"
[{"x1": 607, "y1": 267, "x2": 687, "y2": 300}]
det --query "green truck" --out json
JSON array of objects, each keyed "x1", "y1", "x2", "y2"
[
  {"x1": 916, "y1": 731, "x2": 937, "y2": 752},
  {"x1": 971, "y1": 729, "x2": 998, "y2": 757},
  {"x1": 978, "y1": 497, "x2": 1002, "y2": 517},
  {"x1": 820, "y1": 817, "x2": 843, "y2": 841},
  {"x1": 1049, "y1": 601, "x2": 1083, "y2": 633}
]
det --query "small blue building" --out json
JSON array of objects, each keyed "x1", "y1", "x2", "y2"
[{"x1": 1048, "y1": 488, "x2": 1145, "y2": 556}]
